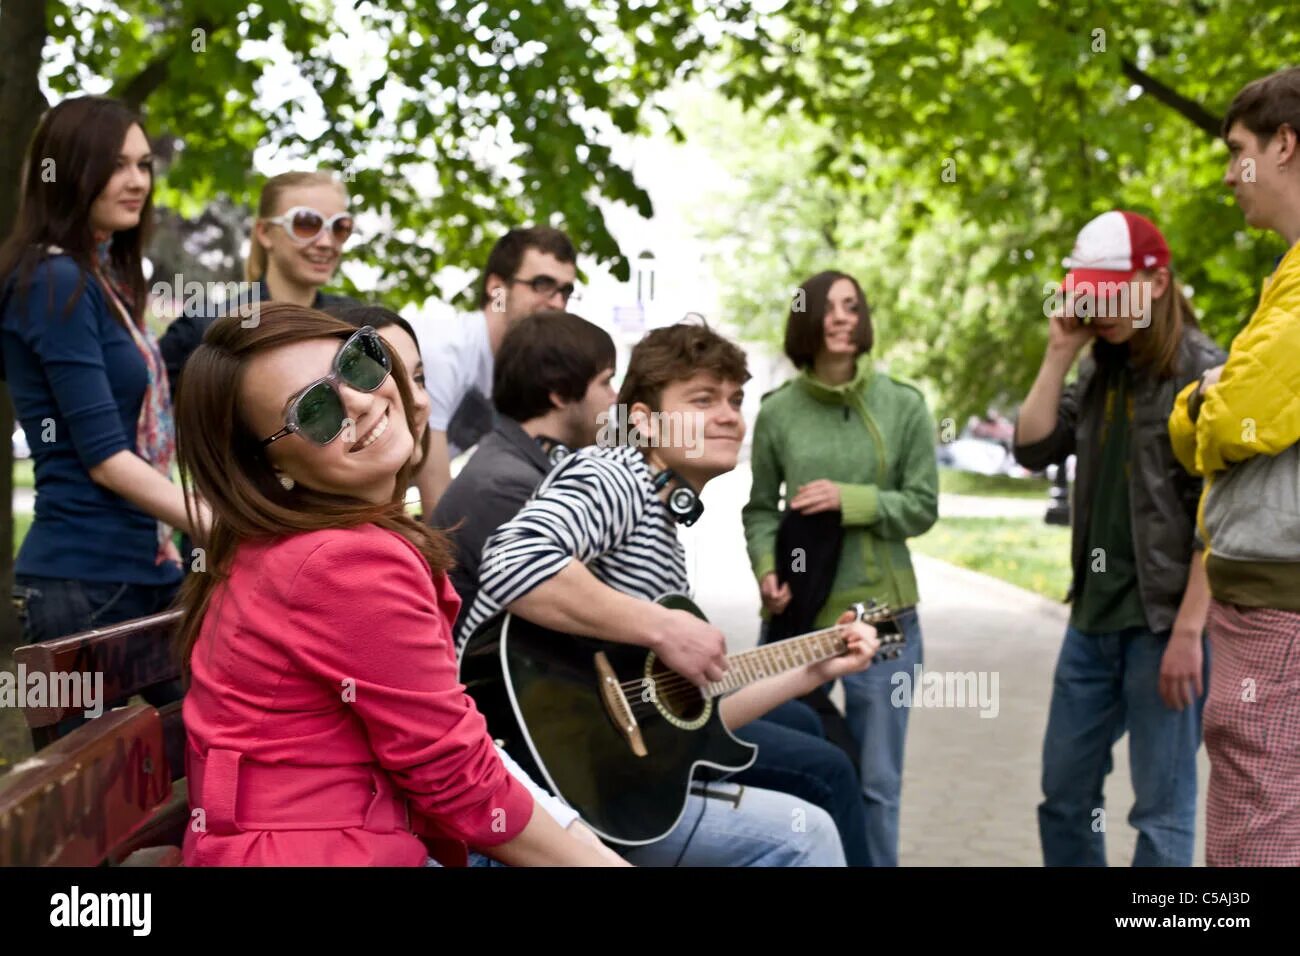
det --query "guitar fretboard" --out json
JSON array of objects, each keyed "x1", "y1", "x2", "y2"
[{"x1": 704, "y1": 627, "x2": 847, "y2": 698}]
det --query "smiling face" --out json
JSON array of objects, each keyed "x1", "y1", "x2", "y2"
[
  {"x1": 821, "y1": 277, "x2": 863, "y2": 358},
  {"x1": 255, "y1": 182, "x2": 349, "y2": 290},
  {"x1": 241, "y1": 337, "x2": 413, "y2": 504},
  {"x1": 633, "y1": 372, "x2": 746, "y2": 486},
  {"x1": 88, "y1": 124, "x2": 152, "y2": 237}
]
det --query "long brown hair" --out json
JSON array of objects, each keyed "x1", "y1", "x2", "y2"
[
  {"x1": 172, "y1": 302, "x2": 453, "y2": 674},
  {"x1": 245, "y1": 171, "x2": 347, "y2": 283},
  {"x1": 1127, "y1": 269, "x2": 1200, "y2": 378},
  {"x1": 0, "y1": 96, "x2": 153, "y2": 325}
]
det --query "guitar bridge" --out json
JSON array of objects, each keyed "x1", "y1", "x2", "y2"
[{"x1": 594, "y1": 651, "x2": 648, "y2": 758}]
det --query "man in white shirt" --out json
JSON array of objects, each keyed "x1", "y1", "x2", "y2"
[{"x1": 415, "y1": 226, "x2": 578, "y2": 514}]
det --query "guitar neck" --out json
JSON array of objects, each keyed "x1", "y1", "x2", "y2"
[{"x1": 704, "y1": 626, "x2": 847, "y2": 699}]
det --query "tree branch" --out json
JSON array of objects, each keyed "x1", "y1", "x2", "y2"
[{"x1": 1120, "y1": 57, "x2": 1223, "y2": 138}]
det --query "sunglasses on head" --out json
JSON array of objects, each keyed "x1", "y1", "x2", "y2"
[
  {"x1": 261, "y1": 327, "x2": 392, "y2": 447},
  {"x1": 264, "y1": 206, "x2": 355, "y2": 245}
]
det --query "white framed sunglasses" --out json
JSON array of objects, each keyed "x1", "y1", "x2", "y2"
[{"x1": 263, "y1": 206, "x2": 355, "y2": 245}]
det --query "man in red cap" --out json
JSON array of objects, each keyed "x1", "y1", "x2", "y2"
[{"x1": 1014, "y1": 210, "x2": 1225, "y2": 866}]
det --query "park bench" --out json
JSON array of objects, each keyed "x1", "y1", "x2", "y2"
[
  {"x1": 0, "y1": 704, "x2": 181, "y2": 865},
  {"x1": 2, "y1": 609, "x2": 189, "y2": 864}
]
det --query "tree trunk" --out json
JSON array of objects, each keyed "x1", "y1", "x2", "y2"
[{"x1": 0, "y1": 0, "x2": 49, "y2": 656}]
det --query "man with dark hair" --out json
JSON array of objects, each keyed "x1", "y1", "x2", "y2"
[
  {"x1": 1168, "y1": 65, "x2": 1300, "y2": 866},
  {"x1": 453, "y1": 321, "x2": 880, "y2": 866},
  {"x1": 433, "y1": 310, "x2": 617, "y2": 613},
  {"x1": 413, "y1": 225, "x2": 578, "y2": 513}
]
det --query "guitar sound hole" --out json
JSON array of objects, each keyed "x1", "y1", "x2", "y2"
[{"x1": 648, "y1": 658, "x2": 706, "y2": 723}]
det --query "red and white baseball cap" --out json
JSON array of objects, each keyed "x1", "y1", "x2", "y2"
[{"x1": 1062, "y1": 210, "x2": 1170, "y2": 289}]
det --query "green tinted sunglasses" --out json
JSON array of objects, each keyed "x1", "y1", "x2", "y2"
[{"x1": 260, "y1": 327, "x2": 392, "y2": 447}]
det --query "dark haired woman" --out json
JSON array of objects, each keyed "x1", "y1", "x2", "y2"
[
  {"x1": 1, "y1": 96, "x2": 207, "y2": 647},
  {"x1": 742, "y1": 270, "x2": 939, "y2": 867},
  {"x1": 173, "y1": 304, "x2": 615, "y2": 865}
]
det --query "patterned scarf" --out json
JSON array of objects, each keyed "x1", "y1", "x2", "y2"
[{"x1": 94, "y1": 242, "x2": 181, "y2": 567}]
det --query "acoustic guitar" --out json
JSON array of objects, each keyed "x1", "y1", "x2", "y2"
[{"x1": 459, "y1": 595, "x2": 904, "y2": 845}]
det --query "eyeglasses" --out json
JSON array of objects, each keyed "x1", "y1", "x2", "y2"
[
  {"x1": 260, "y1": 327, "x2": 391, "y2": 447},
  {"x1": 264, "y1": 206, "x2": 355, "y2": 245},
  {"x1": 510, "y1": 274, "x2": 580, "y2": 303}
]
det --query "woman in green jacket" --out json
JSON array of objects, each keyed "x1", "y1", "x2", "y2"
[{"x1": 743, "y1": 270, "x2": 939, "y2": 866}]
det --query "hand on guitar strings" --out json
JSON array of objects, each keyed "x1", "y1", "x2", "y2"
[
  {"x1": 808, "y1": 609, "x2": 881, "y2": 682},
  {"x1": 646, "y1": 604, "x2": 730, "y2": 687}
]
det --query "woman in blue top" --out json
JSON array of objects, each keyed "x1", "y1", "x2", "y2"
[{"x1": 1, "y1": 96, "x2": 208, "y2": 646}]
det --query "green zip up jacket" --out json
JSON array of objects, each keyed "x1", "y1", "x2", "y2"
[{"x1": 743, "y1": 355, "x2": 939, "y2": 626}]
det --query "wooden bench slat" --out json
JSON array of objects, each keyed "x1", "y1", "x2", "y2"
[
  {"x1": 0, "y1": 705, "x2": 174, "y2": 866},
  {"x1": 13, "y1": 608, "x2": 183, "y2": 731}
]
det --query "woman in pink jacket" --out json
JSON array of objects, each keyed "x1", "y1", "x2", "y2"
[{"x1": 172, "y1": 302, "x2": 613, "y2": 866}]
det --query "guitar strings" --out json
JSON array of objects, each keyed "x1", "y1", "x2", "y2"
[
  {"x1": 619, "y1": 633, "x2": 904, "y2": 718},
  {"x1": 610, "y1": 622, "x2": 851, "y2": 696},
  {"x1": 613, "y1": 626, "x2": 901, "y2": 698}
]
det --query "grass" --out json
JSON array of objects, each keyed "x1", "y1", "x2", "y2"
[
  {"x1": 912, "y1": 515, "x2": 1072, "y2": 601},
  {"x1": 938, "y1": 469, "x2": 1052, "y2": 499},
  {"x1": 13, "y1": 459, "x2": 33, "y2": 489},
  {"x1": 14, "y1": 512, "x2": 31, "y2": 556}
]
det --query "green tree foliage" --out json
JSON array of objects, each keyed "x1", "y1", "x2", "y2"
[
  {"x1": 33, "y1": 0, "x2": 767, "y2": 301},
  {"x1": 695, "y1": 0, "x2": 1299, "y2": 419}
]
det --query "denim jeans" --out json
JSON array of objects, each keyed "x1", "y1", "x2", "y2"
[
  {"x1": 619, "y1": 781, "x2": 845, "y2": 866},
  {"x1": 839, "y1": 607, "x2": 923, "y2": 867},
  {"x1": 462, "y1": 782, "x2": 845, "y2": 867},
  {"x1": 732, "y1": 701, "x2": 871, "y2": 866},
  {"x1": 1038, "y1": 624, "x2": 1206, "y2": 867},
  {"x1": 12, "y1": 574, "x2": 184, "y2": 733}
]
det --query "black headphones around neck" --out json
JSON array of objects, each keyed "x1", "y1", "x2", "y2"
[
  {"x1": 651, "y1": 468, "x2": 705, "y2": 526},
  {"x1": 534, "y1": 435, "x2": 572, "y2": 468}
]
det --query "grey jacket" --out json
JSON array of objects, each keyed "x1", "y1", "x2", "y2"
[
  {"x1": 1014, "y1": 329, "x2": 1226, "y2": 633},
  {"x1": 1201, "y1": 443, "x2": 1300, "y2": 609},
  {"x1": 430, "y1": 418, "x2": 554, "y2": 614}
]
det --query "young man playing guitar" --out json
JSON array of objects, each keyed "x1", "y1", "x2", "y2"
[{"x1": 456, "y1": 319, "x2": 884, "y2": 866}]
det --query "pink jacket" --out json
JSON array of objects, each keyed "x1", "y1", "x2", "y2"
[{"x1": 182, "y1": 524, "x2": 534, "y2": 866}]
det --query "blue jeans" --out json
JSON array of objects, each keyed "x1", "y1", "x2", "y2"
[
  {"x1": 1038, "y1": 625, "x2": 1206, "y2": 867},
  {"x1": 732, "y1": 701, "x2": 871, "y2": 866},
  {"x1": 12, "y1": 574, "x2": 184, "y2": 732},
  {"x1": 621, "y1": 782, "x2": 845, "y2": 866},
  {"x1": 839, "y1": 607, "x2": 923, "y2": 867},
  {"x1": 465, "y1": 783, "x2": 845, "y2": 867}
]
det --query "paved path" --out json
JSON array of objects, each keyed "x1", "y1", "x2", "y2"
[{"x1": 683, "y1": 464, "x2": 1209, "y2": 866}]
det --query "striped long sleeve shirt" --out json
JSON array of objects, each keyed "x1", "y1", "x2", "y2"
[{"x1": 456, "y1": 444, "x2": 689, "y2": 648}]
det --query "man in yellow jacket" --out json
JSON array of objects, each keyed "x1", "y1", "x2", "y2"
[{"x1": 1168, "y1": 66, "x2": 1300, "y2": 867}]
